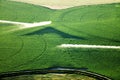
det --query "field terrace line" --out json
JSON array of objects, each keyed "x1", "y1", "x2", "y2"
[
  {"x1": 58, "y1": 44, "x2": 120, "y2": 49},
  {"x1": 0, "y1": 20, "x2": 52, "y2": 29}
]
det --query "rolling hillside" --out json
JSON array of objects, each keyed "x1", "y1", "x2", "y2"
[{"x1": 0, "y1": 0, "x2": 120, "y2": 80}]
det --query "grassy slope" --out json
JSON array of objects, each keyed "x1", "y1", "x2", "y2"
[
  {"x1": 51, "y1": 4, "x2": 120, "y2": 79},
  {"x1": 0, "y1": 0, "x2": 120, "y2": 80},
  {"x1": 52, "y1": 3, "x2": 120, "y2": 42},
  {"x1": 0, "y1": 0, "x2": 54, "y2": 22}
]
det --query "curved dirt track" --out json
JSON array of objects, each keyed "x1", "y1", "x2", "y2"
[{"x1": 0, "y1": 68, "x2": 111, "y2": 80}]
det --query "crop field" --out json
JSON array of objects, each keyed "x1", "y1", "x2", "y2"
[{"x1": 0, "y1": 0, "x2": 120, "y2": 80}]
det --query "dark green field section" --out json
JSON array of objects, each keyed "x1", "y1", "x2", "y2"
[{"x1": 0, "y1": 0, "x2": 120, "y2": 80}]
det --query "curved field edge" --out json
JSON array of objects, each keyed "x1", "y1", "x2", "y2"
[
  {"x1": 0, "y1": 68, "x2": 111, "y2": 80},
  {"x1": 11, "y1": 0, "x2": 120, "y2": 9}
]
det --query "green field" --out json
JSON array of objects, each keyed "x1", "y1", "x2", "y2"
[{"x1": 0, "y1": 0, "x2": 120, "y2": 80}]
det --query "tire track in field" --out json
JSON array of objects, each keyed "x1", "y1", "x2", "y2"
[
  {"x1": 0, "y1": 3, "x2": 51, "y2": 70},
  {"x1": 2, "y1": 2, "x2": 35, "y2": 23},
  {"x1": 58, "y1": 6, "x2": 102, "y2": 22},
  {"x1": 56, "y1": 7, "x2": 120, "y2": 79},
  {"x1": 97, "y1": 13, "x2": 115, "y2": 22},
  {"x1": 0, "y1": 5, "x2": 18, "y2": 21},
  {"x1": 0, "y1": 3, "x2": 33, "y2": 61},
  {"x1": 0, "y1": 2, "x2": 42, "y2": 23},
  {"x1": 58, "y1": 6, "x2": 120, "y2": 43},
  {"x1": 95, "y1": 10, "x2": 120, "y2": 40},
  {"x1": 60, "y1": 23, "x2": 120, "y2": 43},
  {"x1": 0, "y1": 5, "x2": 21, "y2": 61},
  {"x1": 57, "y1": 5, "x2": 120, "y2": 66},
  {"x1": 0, "y1": 36, "x2": 24, "y2": 61},
  {"x1": 11, "y1": 35, "x2": 47, "y2": 69},
  {"x1": 58, "y1": 7, "x2": 86, "y2": 22}
]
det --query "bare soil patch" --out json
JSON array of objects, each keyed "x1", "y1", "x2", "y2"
[{"x1": 11, "y1": 0, "x2": 120, "y2": 9}]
